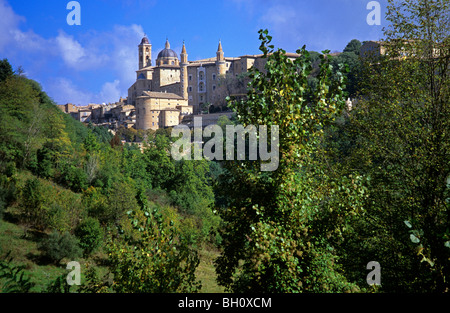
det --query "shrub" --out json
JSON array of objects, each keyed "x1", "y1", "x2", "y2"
[
  {"x1": 75, "y1": 217, "x2": 104, "y2": 256},
  {"x1": 40, "y1": 231, "x2": 82, "y2": 264}
]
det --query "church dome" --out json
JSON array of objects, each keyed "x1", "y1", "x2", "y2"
[
  {"x1": 156, "y1": 39, "x2": 179, "y2": 66},
  {"x1": 157, "y1": 48, "x2": 178, "y2": 59}
]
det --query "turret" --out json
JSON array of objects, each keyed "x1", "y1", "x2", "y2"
[
  {"x1": 216, "y1": 40, "x2": 226, "y2": 76},
  {"x1": 180, "y1": 41, "x2": 189, "y2": 100}
]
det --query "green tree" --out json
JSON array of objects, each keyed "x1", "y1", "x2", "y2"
[
  {"x1": 336, "y1": 0, "x2": 450, "y2": 292},
  {"x1": 105, "y1": 193, "x2": 201, "y2": 293},
  {"x1": 75, "y1": 217, "x2": 104, "y2": 256},
  {"x1": 83, "y1": 132, "x2": 100, "y2": 153},
  {"x1": 0, "y1": 75, "x2": 43, "y2": 168},
  {"x1": 39, "y1": 231, "x2": 82, "y2": 264},
  {"x1": 103, "y1": 178, "x2": 139, "y2": 227},
  {"x1": 330, "y1": 39, "x2": 364, "y2": 98},
  {"x1": 143, "y1": 134, "x2": 175, "y2": 190},
  {"x1": 0, "y1": 59, "x2": 14, "y2": 82},
  {"x1": 343, "y1": 39, "x2": 362, "y2": 55},
  {"x1": 215, "y1": 29, "x2": 364, "y2": 292},
  {"x1": 20, "y1": 177, "x2": 48, "y2": 232}
]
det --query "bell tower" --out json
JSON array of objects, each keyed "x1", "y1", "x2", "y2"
[{"x1": 139, "y1": 35, "x2": 152, "y2": 69}]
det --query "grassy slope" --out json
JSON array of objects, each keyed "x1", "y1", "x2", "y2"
[
  {"x1": 0, "y1": 220, "x2": 66, "y2": 292},
  {"x1": 0, "y1": 218, "x2": 225, "y2": 293},
  {"x1": 1, "y1": 202, "x2": 224, "y2": 293},
  {"x1": 196, "y1": 247, "x2": 225, "y2": 293}
]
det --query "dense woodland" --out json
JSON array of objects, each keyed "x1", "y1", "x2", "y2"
[{"x1": 0, "y1": 0, "x2": 449, "y2": 293}]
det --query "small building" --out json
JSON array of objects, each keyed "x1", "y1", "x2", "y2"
[{"x1": 135, "y1": 91, "x2": 192, "y2": 130}]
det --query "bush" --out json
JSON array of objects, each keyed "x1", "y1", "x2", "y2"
[
  {"x1": 75, "y1": 217, "x2": 104, "y2": 256},
  {"x1": 58, "y1": 162, "x2": 88, "y2": 192},
  {"x1": 0, "y1": 173, "x2": 17, "y2": 220},
  {"x1": 40, "y1": 231, "x2": 82, "y2": 264}
]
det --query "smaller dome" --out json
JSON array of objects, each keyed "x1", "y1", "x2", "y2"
[{"x1": 140, "y1": 36, "x2": 149, "y2": 45}]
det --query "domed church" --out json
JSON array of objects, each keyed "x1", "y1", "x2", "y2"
[
  {"x1": 156, "y1": 39, "x2": 180, "y2": 66},
  {"x1": 128, "y1": 34, "x2": 279, "y2": 130}
]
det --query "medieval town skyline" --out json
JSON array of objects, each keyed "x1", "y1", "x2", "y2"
[{"x1": 1, "y1": 0, "x2": 386, "y2": 106}]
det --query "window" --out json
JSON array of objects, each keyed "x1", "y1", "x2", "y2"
[
  {"x1": 189, "y1": 75, "x2": 192, "y2": 81},
  {"x1": 188, "y1": 86, "x2": 192, "y2": 92},
  {"x1": 212, "y1": 74, "x2": 216, "y2": 80},
  {"x1": 213, "y1": 85, "x2": 216, "y2": 91}
]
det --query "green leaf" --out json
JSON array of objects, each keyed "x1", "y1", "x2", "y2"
[
  {"x1": 444, "y1": 241, "x2": 450, "y2": 249},
  {"x1": 410, "y1": 234, "x2": 420, "y2": 244},
  {"x1": 404, "y1": 220, "x2": 412, "y2": 228}
]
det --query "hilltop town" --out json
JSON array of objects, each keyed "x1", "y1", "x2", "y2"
[{"x1": 56, "y1": 37, "x2": 388, "y2": 136}]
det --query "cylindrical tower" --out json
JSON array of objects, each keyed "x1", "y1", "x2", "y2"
[
  {"x1": 216, "y1": 40, "x2": 227, "y2": 76},
  {"x1": 180, "y1": 41, "x2": 189, "y2": 100}
]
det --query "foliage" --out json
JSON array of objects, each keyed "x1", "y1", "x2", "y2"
[
  {"x1": 39, "y1": 231, "x2": 82, "y2": 264},
  {"x1": 343, "y1": 39, "x2": 362, "y2": 55},
  {"x1": 105, "y1": 193, "x2": 201, "y2": 293},
  {"x1": 0, "y1": 252, "x2": 35, "y2": 293},
  {"x1": 0, "y1": 59, "x2": 218, "y2": 293},
  {"x1": 215, "y1": 29, "x2": 363, "y2": 292},
  {"x1": 334, "y1": 0, "x2": 450, "y2": 292},
  {"x1": 75, "y1": 217, "x2": 104, "y2": 256},
  {"x1": 0, "y1": 58, "x2": 14, "y2": 82}
]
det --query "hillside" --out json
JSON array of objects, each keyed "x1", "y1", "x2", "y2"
[{"x1": 0, "y1": 59, "x2": 223, "y2": 292}]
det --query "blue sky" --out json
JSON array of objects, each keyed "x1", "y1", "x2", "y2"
[{"x1": 0, "y1": 0, "x2": 387, "y2": 106}]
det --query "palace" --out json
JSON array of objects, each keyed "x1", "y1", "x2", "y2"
[
  {"x1": 59, "y1": 35, "x2": 300, "y2": 132},
  {"x1": 128, "y1": 34, "x2": 300, "y2": 131}
]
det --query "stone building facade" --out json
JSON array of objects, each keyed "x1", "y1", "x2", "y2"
[{"x1": 128, "y1": 35, "x2": 300, "y2": 131}]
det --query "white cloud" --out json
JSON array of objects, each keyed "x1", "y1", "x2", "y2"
[
  {"x1": 48, "y1": 77, "x2": 94, "y2": 105},
  {"x1": 98, "y1": 80, "x2": 122, "y2": 104},
  {"x1": 52, "y1": 24, "x2": 145, "y2": 103},
  {"x1": 49, "y1": 78, "x2": 125, "y2": 105},
  {"x1": 56, "y1": 31, "x2": 87, "y2": 68},
  {"x1": 0, "y1": 0, "x2": 24, "y2": 50},
  {"x1": 0, "y1": 0, "x2": 145, "y2": 105}
]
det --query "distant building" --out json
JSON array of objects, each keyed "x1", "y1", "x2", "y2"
[
  {"x1": 59, "y1": 34, "x2": 301, "y2": 132},
  {"x1": 360, "y1": 39, "x2": 442, "y2": 60},
  {"x1": 360, "y1": 41, "x2": 386, "y2": 59},
  {"x1": 128, "y1": 35, "x2": 300, "y2": 130}
]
